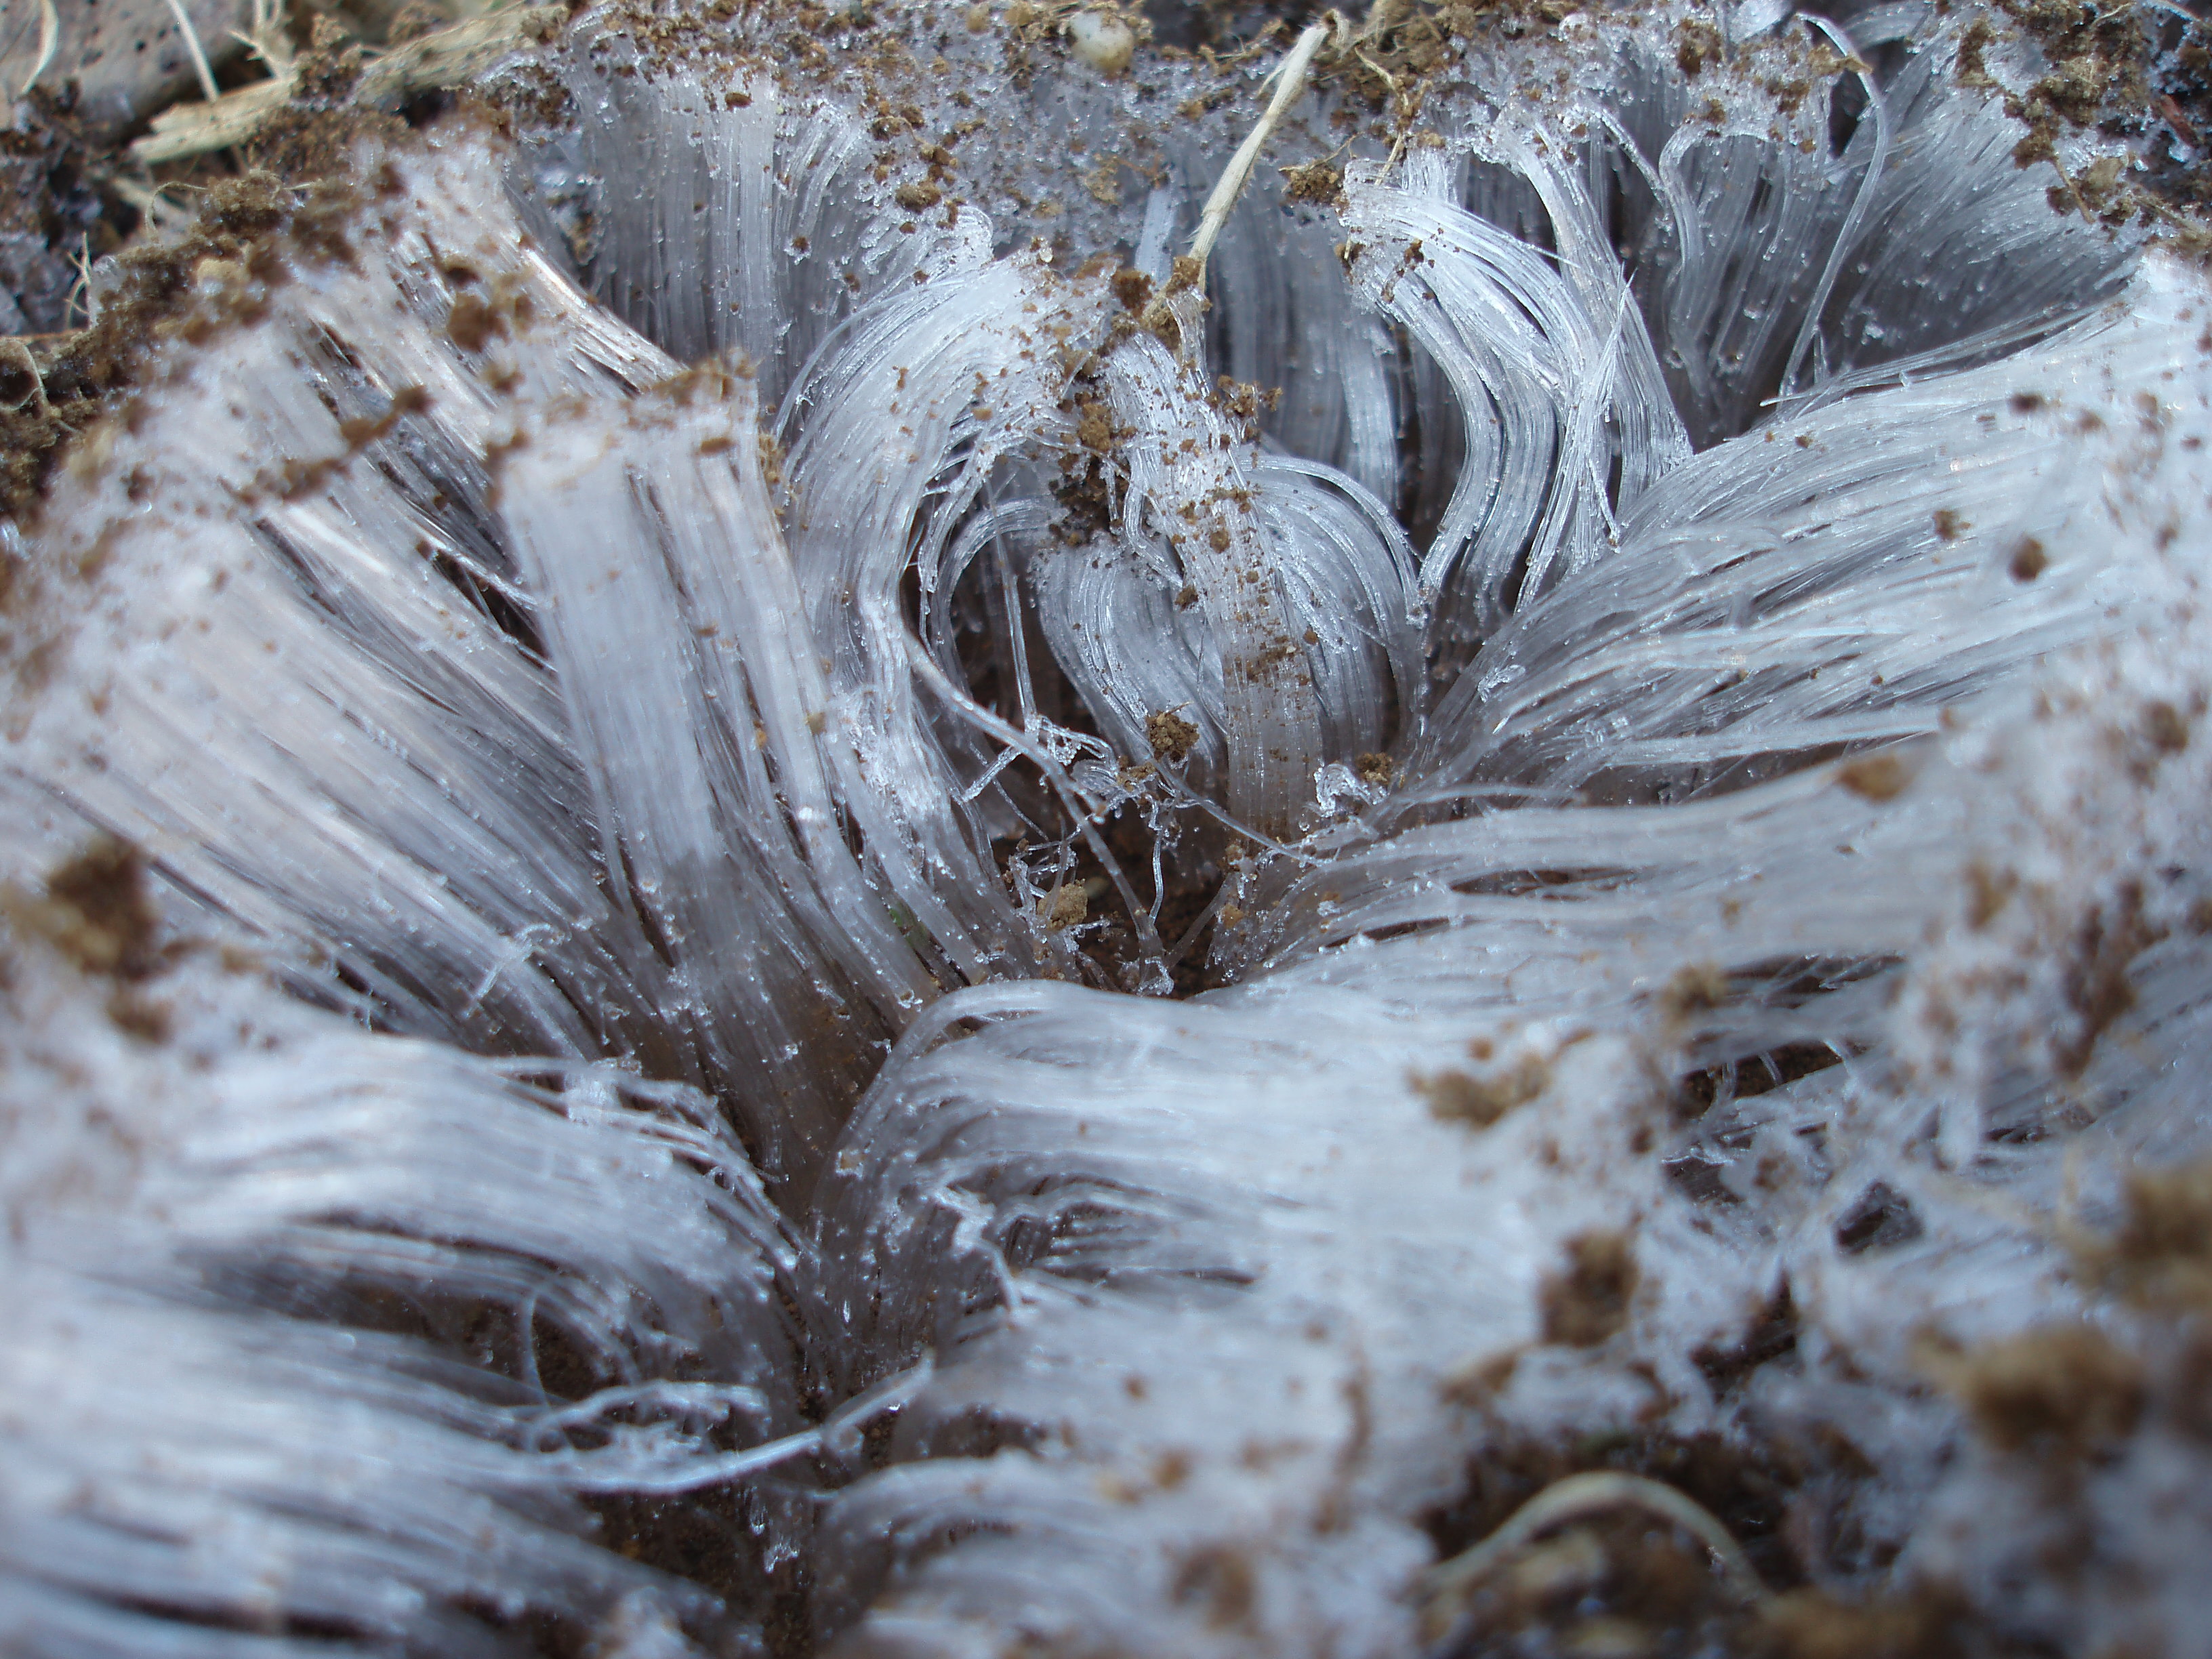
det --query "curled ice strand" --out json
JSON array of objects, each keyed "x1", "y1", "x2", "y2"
[
  {"x1": 1779, "y1": 17, "x2": 1892, "y2": 402},
  {"x1": 518, "y1": 1364, "x2": 931, "y2": 1494},
  {"x1": 1340, "y1": 173, "x2": 1673, "y2": 634},
  {"x1": 1107, "y1": 336, "x2": 1328, "y2": 833}
]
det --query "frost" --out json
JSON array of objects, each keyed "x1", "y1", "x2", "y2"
[{"x1": 3, "y1": 2, "x2": 2211, "y2": 1655}]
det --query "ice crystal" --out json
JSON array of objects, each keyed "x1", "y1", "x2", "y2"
[{"x1": 4, "y1": 2, "x2": 2212, "y2": 1656}]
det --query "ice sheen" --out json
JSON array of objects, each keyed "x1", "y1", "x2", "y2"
[{"x1": 1, "y1": 3, "x2": 2209, "y2": 1657}]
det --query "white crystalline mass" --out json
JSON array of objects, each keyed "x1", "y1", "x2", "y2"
[{"x1": 3, "y1": 2, "x2": 2211, "y2": 1656}]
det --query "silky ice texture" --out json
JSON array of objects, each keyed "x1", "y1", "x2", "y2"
[{"x1": 4, "y1": 1, "x2": 2212, "y2": 1654}]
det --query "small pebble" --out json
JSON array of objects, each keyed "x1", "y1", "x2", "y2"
[{"x1": 1068, "y1": 8, "x2": 1134, "y2": 77}]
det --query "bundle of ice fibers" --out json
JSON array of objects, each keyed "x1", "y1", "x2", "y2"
[{"x1": 5, "y1": 0, "x2": 2212, "y2": 1654}]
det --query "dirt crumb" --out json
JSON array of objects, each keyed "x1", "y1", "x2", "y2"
[
  {"x1": 1837, "y1": 752, "x2": 1909, "y2": 801},
  {"x1": 1147, "y1": 708, "x2": 1198, "y2": 762},
  {"x1": 1658, "y1": 961, "x2": 1729, "y2": 1019},
  {"x1": 4, "y1": 834, "x2": 161, "y2": 979},
  {"x1": 1282, "y1": 160, "x2": 1344, "y2": 205},
  {"x1": 1415, "y1": 1053, "x2": 1549, "y2": 1129},
  {"x1": 2009, "y1": 537, "x2": 2049, "y2": 581},
  {"x1": 1110, "y1": 266, "x2": 1153, "y2": 311},
  {"x1": 1935, "y1": 1324, "x2": 2144, "y2": 1460},
  {"x1": 2078, "y1": 1160, "x2": 2212, "y2": 1309},
  {"x1": 1076, "y1": 398, "x2": 1113, "y2": 453},
  {"x1": 1042, "y1": 882, "x2": 1088, "y2": 930},
  {"x1": 1171, "y1": 1542, "x2": 1256, "y2": 1630},
  {"x1": 1753, "y1": 1586, "x2": 1967, "y2": 1659},
  {"x1": 2056, "y1": 880, "x2": 2161, "y2": 1076},
  {"x1": 1676, "y1": 18, "x2": 1723, "y2": 78},
  {"x1": 1833, "y1": 1183, "x2": 1925, "y2": 1255},
  {"x1": 2140, "y1": 698, "x2": 2189, "y2": 756},
  {"x1": 1540, "y1": 1231, "x2": 1639, "y2": 1347},
  {"x1": 448, "y1": 289, "x2": 504, "y2": 352}
]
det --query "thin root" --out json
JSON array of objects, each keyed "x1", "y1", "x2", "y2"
[
  {"x1": 1419, "y1": 1471, "x2": 1767, "y2": 1643},
  {"x1": 0, "y1": 337, "x2": 46, "y2": 415},
  {"x1": 63, "y1": 234, "x2": 96, "y2": 330},
  {"x1": 18, "y1": 0, "x2": 59, "y2": 97}
]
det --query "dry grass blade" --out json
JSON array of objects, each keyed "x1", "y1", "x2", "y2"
[
  {"x1": 161, "y1": 0, "x2": 223, "y2": 100},
  {"x1": 128, "y1": 4, "x2": 563, "y2": 164}
]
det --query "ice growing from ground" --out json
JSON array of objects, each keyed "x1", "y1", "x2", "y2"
[{"x1": 5, "y1": 1, "x2": 2212, "y2": 1655}]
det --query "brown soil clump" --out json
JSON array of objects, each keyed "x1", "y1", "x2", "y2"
[
  {"x1": 1416, "y1": 1052, "x2": 1550, "y2": 1129},
  {"x1": 0, "y1": 161, "x2": 378, "y2": 525},
  {"x1": 2076, "y1": 1160, "x2": 2212, "y2": 1309},
  {"x1": 1146, "y1": 708, "x2": 1200, "y2": 763},
  {"x1": 1541, "y1": 1230, "x2": 1640, "y2": 1347},
  {"x1": 1935, "y1": 1324, "x2": 2146, "y2": 1461},
  {"x1": 3, "y1": 834, "x2": 162, "y2": 978}
]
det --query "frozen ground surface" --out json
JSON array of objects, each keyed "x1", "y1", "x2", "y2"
[{"x1": 4, "y1": 2, "x2": 2212, "y2": 1655}]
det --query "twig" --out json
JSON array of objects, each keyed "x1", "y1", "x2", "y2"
[
  {"x1": 1355, "y1": 44, "x2": 1396, "y2": 96},
  {"x1": 2158, "y1": 91, "x2": 2201, "y2": 148},
  {"x1": 134, "y1": 73, "x2": 291, "y2": 161}
]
